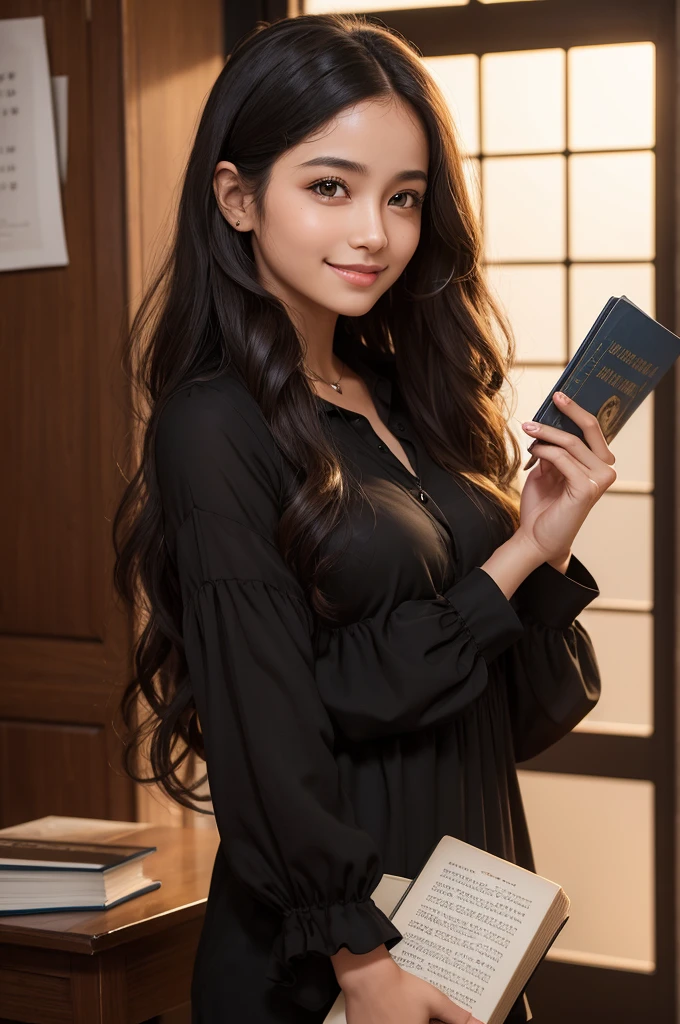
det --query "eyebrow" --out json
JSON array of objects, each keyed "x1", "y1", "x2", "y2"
[{"x1": 295, "y1": 156, "x2": 428, "y2": 185}]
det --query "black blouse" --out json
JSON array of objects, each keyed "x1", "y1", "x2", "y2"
[{"x1": 154, "y1": 331, "x2": 601, "y2": 1018}]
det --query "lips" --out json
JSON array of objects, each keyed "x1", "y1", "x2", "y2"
[
  {"x1": 326, "y1": 263, "x2": 384, "y2": 287},
  {"x1": 327, "y1": 262, "x2": 386, "y2": 274}
]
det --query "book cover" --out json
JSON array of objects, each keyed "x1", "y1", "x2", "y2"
[
  {"x1": 527, "y1": 294, "x2": 680, "y2": 453},
  {"x1": 0, "y1": 837, "x2": 157, "y2": 872}
]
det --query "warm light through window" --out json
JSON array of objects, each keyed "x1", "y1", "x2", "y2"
[
  {"x1": 482, "y1": 49, "x2": 565, "y2": 154},
  {"x1": 303, "y1": 0, "x2": 468, "y2": 11},
  {"x1": 569, "y1": 42, "x2": 655, "y2": 150},
  {"x1": 483, "y1": 155, "x2": 566, "y2": 261},
  {"x1": 569, "y1": 151, "x2": 655, "y2": 261},
  {"x1": 425, "y1": 55, "x2": 480, "y2": 156}
]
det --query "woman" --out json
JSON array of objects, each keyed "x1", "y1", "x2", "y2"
[{"x1": 113, "y1": 13, "x2": 612, "y2": 1024}]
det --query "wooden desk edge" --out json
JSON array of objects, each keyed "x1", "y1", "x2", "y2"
[{"x1": 0, "y1": 896, "x2": 209, "y2": 954}]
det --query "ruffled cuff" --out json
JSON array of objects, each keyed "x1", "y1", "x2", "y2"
[
  {"x1": 444, "y1": 566, "x2": 525, "y2": 663},
  {"x1": 515, "y1": 553, "x2": 600, "y2": 629},
  {"x1": 266, "y1": 896, "x2": 403, "y2": 1011}
]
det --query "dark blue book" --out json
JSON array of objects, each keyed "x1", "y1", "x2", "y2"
[
  {"x1": 0, "y1": 837, "x2": 161, "y2": 915},
  {"x1": 526, "y1": 295, "x2": 680, "y2": 455}
]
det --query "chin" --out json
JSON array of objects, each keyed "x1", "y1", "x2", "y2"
[
  {"x1": 302, "y1": 288, "x2": 378, "y2": 317},
  {"x1": 332, "y1": 297, "x2": 380, "y2": 317}
]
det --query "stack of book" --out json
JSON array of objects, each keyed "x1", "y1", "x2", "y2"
[{"x1": 0, "y1": 816, "x2": 161, "y2": 915}]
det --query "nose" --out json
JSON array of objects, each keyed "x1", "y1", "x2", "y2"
[{"x1": 347, "y1": 198, "x2": 388, "y2": 252}]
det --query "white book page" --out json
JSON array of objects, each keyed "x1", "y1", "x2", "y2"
[{"x1": 324, "y1": 835, "x2": 561, "y2": 1024}]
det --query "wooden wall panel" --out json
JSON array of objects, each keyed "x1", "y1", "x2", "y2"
[{"x1": 0, "y1": 721, "x2": 107, "y2": 823}]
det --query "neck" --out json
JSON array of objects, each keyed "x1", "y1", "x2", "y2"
[{"x1": 308, "y1": 358, "x2": 343, "y2": 382}]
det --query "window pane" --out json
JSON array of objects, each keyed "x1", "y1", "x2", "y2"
[
  {"x1": 517, "y1": 771, "x2": 655, "y2": 969},
  {"x1": 569, "y1": 42, "x2": 655, "y2": 151},
  {"x1": 483, "y1": 155, "x2": 566, "y2": 260},
  {"x1": 569, "y1": 152, "x2": 655, "y2": 260},
  {"x1": 572, "y1": 493, "x2": 653, "y2": 606},
  {"x1": 574, "y1": 610, "x2": 653, "y2": 735},
  {"x1": 504, "y1": 366, "x2": 566, "y2": 467},
  {"x1": 425, "y1": 54, "x2": 479, "y2": 155},
  {"x1": 463, "y1": 156, "x2": 482, "y2": 219},
  {"x1": 486, "y1": 264, "x2": 566, "y2": 364},
  {"x1": 569, "y1": 263, "x2": 655, "y2": 357},
  {"x1": 482, "y1": 49, "x2": 565, "y2": 154},
  {"x1": 304, "y1": 0, "x2": 468, "y2": 10}
]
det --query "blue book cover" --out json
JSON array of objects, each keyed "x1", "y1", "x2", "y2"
[
  {"x1": 0, "y1": 836, "x2": 157, "y2": 871},
  {"x1": 527, "y1": 295, "x2": 680, "y2": 454}
]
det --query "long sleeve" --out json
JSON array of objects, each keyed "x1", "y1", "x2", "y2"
[
  {"x1": 314, "y1": 566, "x2": 527, "y2": 741},
  {"x1": 503, "y1": 553, "x2": 602, "y2": 762},
  {"x1": 314, "y1": 554, "x2": 600, "y2": 751},
  {"x1": 154, "y1": 382, "x2": 402, "y2": 1012}
]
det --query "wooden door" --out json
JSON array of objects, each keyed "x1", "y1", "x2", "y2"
[{"x1": 0, "y1": 0, "x2": 223, "y2": 831}]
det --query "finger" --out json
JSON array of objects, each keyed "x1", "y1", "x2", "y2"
[
  {"x1": 549, "y1": 391, "x2": 616, "y2": 465},
  {"x1": 430, "y1": 989, "x2": 480, "y2": 1024},
  {"x1": 522, "y1": 420, "x2": 609, "y2": 476},
  {"x1": 430, "y1": 1016, "x2": 483, "y2": 1024},
  {"x1": 530, "y1": 441, "x2": 616, "y2": 496},
  {"x1": 429, "y1": 1017, "x2": 483, "y2": 1024}
]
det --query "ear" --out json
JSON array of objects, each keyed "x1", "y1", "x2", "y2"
[{"x1": 213, "y1": 160, "x2": 253, "y2": 231}]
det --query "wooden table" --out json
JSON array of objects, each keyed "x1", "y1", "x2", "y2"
[{"x1": 0, "y1": 824, "x2": 220, "y2": 1024}]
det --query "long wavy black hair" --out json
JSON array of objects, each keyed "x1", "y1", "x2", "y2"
[{"x1": 112, "y1": 12, "x2": 523, "y2": 814}]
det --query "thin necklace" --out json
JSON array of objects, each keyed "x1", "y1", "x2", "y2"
[{"x1": 304, "y1": 359, "x2": 346, "y2": 394}]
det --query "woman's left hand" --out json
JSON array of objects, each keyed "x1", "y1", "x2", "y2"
[{"x1": 517, "y1": 391, "x2": 617, "y2": 566}]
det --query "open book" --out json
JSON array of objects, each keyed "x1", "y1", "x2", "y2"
[{"x1": 323, "y1": 834, "x2": 569, "y2": 1024}]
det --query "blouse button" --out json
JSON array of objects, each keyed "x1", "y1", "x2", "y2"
[
  {"x1": 395, "y1": 421, "x2": 406, "y2": 431},
  {"x1": 419, "y1": 491, "x2": 429, "y2": 503},
  {"x1": 377, "y1": 443, "x2": 387, "y2": 451}
]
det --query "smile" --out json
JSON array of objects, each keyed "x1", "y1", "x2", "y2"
[{"x1": 326, "y1": 263, "x2": 383, "y2": 287}]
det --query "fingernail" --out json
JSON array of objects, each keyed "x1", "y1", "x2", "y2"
[
  {"x1": 554, "y1": 391, "x2": 568, "y2": 402},
  {"x1": 522, "y1": 422, "x2": 539, "y2": 432}
]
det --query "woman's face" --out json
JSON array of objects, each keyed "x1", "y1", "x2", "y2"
[{"x1": 216, "y1": 95, "x2": 429, "y2": 323}]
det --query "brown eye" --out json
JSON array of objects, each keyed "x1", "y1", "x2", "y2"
[
  {"x1": 309, "y1": 178, "x2": 349, "y2": 200},
  {"x1": 389, "y1": 191, "x2": 422, "y2": 209}
]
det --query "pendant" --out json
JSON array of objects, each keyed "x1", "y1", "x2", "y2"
[{"x1": 330, "y1": 382, "x2": 342, "y2": 393}]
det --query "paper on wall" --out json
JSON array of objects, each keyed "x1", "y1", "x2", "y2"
[{"x1": 0, "y1": 16, "x2": 68, "y2": 271}]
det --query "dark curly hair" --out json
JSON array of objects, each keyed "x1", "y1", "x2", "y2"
[{"x1": 111, "y1": 12, "x2": 523, "y2": 814}]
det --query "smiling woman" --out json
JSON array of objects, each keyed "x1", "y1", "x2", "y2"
[{"x1": 112, "y1": 11, "x2": 604, "y2": 1024}]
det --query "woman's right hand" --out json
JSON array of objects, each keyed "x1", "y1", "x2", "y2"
[{"x1": 339, "y1": 952, "x2": 482, "y2": 1024}]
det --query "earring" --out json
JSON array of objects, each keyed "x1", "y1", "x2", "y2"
[{"x1": 235, "y1": 220, "x2": 240, "y2": 226}]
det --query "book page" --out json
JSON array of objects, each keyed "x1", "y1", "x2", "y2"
[{"x1": 324, "y1": 835, "x2": 562, "y2": 1024}]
